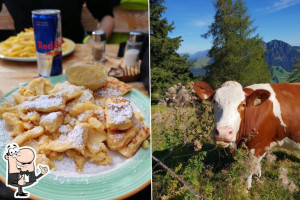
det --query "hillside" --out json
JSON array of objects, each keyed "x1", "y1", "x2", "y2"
[
  {"x1": 189, "y1": 57, "x2": 210, "y2": 76},
  {"x1": 270, "y1": 65, "x2": 294, "y2": 83},
  {"x1": 180, "y1": 50, "x2": 208, "y2": 62}
]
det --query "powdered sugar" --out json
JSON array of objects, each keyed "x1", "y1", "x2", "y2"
[
  {"x1": 69, "y1": 118, "x2": 76, "y2": 126},
  {"x1": 94, "y1": 110, "x2": 105, "y2": 121},
  {"x1": 107, "y1": 102, "x2": 133, "y2": 124},
  {"x1": 77, "y1": 110, "x2": 91, "y2": 121},
  {"x1": 27, "y1": 111, "x2": 37, "y2": 118},
  {"x1": 22, "y1": 94, "x2": 65, "y2": 111},
  {"x1": 56, "y1": 82, "x2": 84, "y2": 94},
  {"x1": 113, "y1": 133, "x2": 125, "y2": 142},
  {"x1": 51, "y1": 151, "x2": 130, "y2": 177},
  {"x1": 40, "y1": 111, "x2": 62, "y2": 124},
  {"x1": 58, "y1": 125, "x2": 84, "y2": 148},
  {"x1": 77, "y1": 110, "x2": 105, "y2": 122},
  {"x1": 78, "y1": 89, "x2": 94, "y2": 102},
  {"x1": 58, "y1": 125, "x2": 71, "y2": 134},
  {"x1": 94, "y1": 88, "x2": 122, "y2": 98},
  {"x1": 2, "y1": 95, "x2": 16, "y2": 106},
  {"x1": 0, "y1": 120, "x2": 12, "y2": 148}
]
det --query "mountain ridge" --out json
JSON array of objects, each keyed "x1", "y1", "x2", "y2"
[{"x1": 188, "y1": 40, "x2": 300, "y2": 72}]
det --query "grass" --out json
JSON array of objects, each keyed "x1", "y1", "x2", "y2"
[
  {"x1": 189, "y1": 57, "x2": 211, "y2": 76},
  {"x1": 193, "y1": 57, "x2": 211, "y2": 68},
  {"x1": 152, "y1": 103, "x2": 300, "y2": 200},
  {"x1": 270, "y1": 65, "x2": 293, "y2": 83},
  {"x1": 151, "y1": 104, "x2": 171, "y2": 112}
]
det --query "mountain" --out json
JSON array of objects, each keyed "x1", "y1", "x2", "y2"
[
  {"x1": 188, "y1": 40, "x2": 300, "y2": 80},
  {"x1": 180, "y1": 50, "x2": 209, "y2": 62},
  {"x1": 264, "y1": 40, "x2": 300, "y2": 72},
  {"x1": 188, "y1": 50, "x2": 209, "y2": 61},
  {"x1": 180, "y1": 52, "x2": 191, "y2": 57},
  {"x1": 294, "y1": 46, "x2": 300, "y2": 53}
]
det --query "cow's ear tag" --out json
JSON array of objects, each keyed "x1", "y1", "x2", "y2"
[
  {"x1": 246, "y1": 89, "x2": 270, "y2": 107},
  {"x1": 253, "y1": 98, "x2": 261, "y2": 106}
]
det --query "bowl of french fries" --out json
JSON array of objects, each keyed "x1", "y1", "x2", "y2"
[{"x1": 0, "y1": 28, "x2": 75, "y2": 62}]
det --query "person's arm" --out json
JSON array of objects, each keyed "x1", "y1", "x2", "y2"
[
  {"x1": 35, "y1": 165, "x2": 48, "y2": 180},
  {"x1": 98, "y1": 15, "x2": 115, "y2": 39},
  {"x1": 85, "y1": 0, "x2": 115, "y2": 40},
  {"x1": 36, "y1": 173, "x2": 43, "y2": 180}
]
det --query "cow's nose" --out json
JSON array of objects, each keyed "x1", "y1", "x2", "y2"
[{"x1": 214, "y1": 126, "x2": 234, "y2": 141}]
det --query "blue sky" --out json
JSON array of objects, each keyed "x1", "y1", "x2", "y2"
[{"x1": 163, "y1": 0, "x2": 300, "y2": 54}]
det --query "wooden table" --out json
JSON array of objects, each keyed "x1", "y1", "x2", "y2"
[{"x1": 0, "y1": 44, "x2": 149, "y2": 97}]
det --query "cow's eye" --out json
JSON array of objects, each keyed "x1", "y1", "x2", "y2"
[{"x1": 242, "y1": 102, "x2": 246, "y2": 107}]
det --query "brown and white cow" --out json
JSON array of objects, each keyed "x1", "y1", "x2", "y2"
[{"x1": 194, "y1": 81, "x2": 300, "y2": 189}]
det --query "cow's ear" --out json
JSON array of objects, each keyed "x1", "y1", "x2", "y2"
[
  {"x1": 193, "y1": 82, "x2": 215, "y2": 101},
  {"x1": 246, "y1": 89, "x2": 270, "y2": 107},
  {"x1": 243, "y1": 88, "x2": 254, "y2": 96}
]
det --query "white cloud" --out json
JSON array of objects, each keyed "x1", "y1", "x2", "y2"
[
  {"x1": 266, "y1": 0, "x2": 300, "y2": 13},
  {"x1": 194, "y1": 20, "x2": 208, "y2": 27},
  {"x1": 192, "y1": 17, "x2": 213, "y2": 27}
]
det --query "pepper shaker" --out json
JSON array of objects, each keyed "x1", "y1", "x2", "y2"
[
  {"x1": 91, "y1": 30, "x2": 106, "y2": 62},
  {"x1": 123, "y1": 31, "x2": 144, "y2": 66}
]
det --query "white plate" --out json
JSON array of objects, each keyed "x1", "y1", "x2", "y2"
[{"x1": 0, "y1": 38, "x2": 76, "y2": 62}]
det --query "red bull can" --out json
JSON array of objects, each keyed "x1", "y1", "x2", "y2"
[{"x1": 32, "y1": 9, "x2": 62, "y2": 77}]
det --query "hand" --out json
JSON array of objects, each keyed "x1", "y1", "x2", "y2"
[
  {"x1": 39, "y1": 165, "x2": 49, "y2": 175},
  {"x1": 18, "y1": 176, "x2": 26, "y2": 185},
  {"x1": 86, "y1": 38, "x2": 94, "y2": 44}
]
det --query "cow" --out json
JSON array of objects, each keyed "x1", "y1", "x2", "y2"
[{"x1": 193, "y1": 81, "x2": 300, "y2": 189}]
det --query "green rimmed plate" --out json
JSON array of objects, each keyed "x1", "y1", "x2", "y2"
[{"x1": 0, "y1": 75, "x2": 150, "y2": 200}]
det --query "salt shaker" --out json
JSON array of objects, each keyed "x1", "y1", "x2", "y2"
[
  {"x1": 91, "y1": 30, "x2": 106, "y2": 62},
  {"x1": 123, "y1": 31, "x2": 144, "y2": 66}
]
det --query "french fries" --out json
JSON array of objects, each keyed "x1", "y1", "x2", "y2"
[{"x1": 0, "y1": 28, "x2": 67, "y2": 58}]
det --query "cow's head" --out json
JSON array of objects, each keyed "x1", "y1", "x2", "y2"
[{"x1": 194, "y1": 81, "x2": 270, "y2": 148}]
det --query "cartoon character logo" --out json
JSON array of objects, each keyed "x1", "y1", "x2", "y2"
[{"x1": 3, "y1": 143, "x2": 49, "y2": 198}]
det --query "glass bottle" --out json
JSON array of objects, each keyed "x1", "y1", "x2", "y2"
[
  {"x1": 123, "y1": 31, "x2": 144, "y2": 66},
  {"x1": 91, "y1": 30, "x2": 106, "y2": 62}
]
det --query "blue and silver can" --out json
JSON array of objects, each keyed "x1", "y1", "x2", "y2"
[{"x1": 32, "y1": 9, "x2": 62, "y2": 77}]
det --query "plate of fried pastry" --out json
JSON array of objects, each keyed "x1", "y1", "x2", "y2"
[{"x1": 0, "y1": 75, "x2": 150, "y2": 199}]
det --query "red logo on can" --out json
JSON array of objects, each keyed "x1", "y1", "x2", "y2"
[{"x1": 38, "y1": 41, "x2": 61, "y2": 50}]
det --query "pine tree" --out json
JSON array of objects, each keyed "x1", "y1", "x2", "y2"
[
  {"x1": 288, "y1": 58, "x2": 300, "y2": 82},
  {"x1": 202, "y1": 0, "x2": 271, "y2": 89},
  {"x1": 150, "y1": 0, "x2": 193, "y2": 101}
]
